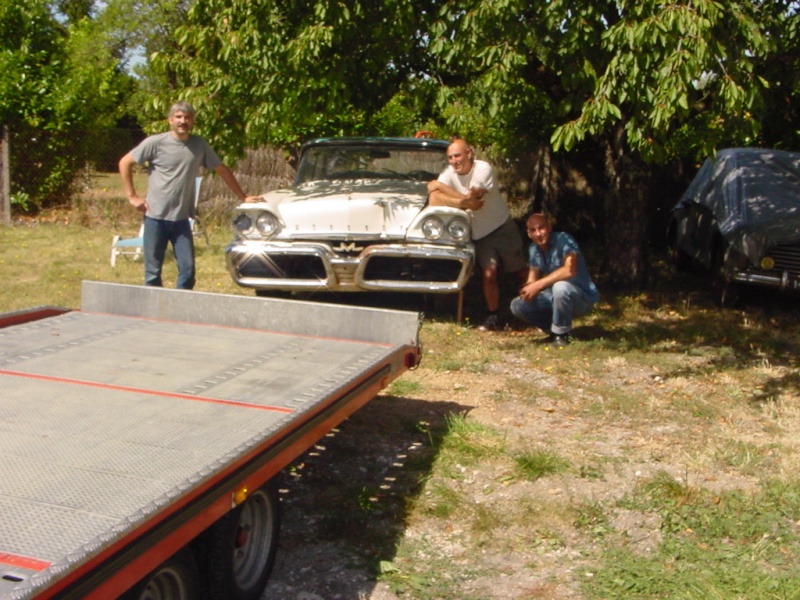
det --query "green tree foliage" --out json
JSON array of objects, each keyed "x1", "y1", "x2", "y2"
[
  {"x1": 549, "y1": 0, "x2": 798, "y2": 284},
  {"x1": 95, "y1": 0, "x2": 193, "y2": 117},
  {"x1": 0, "y1": 0, "x2": 131, "y2": 209},
  {"x1": 145, "y1": 0, "x2": 799, "y2": 285},
  {"x1": 548, "y1": 0, "x2": 776, "y2": 162},
  {"x1": 148, "y1": 0, "x2": 555, "y2": 162},
  {"x1": 149, "y1": 0, "x2": 445, "y2": 155},
  {"x1": 0, "y1": 0, "x2": 65, "y2": 127},
  {"x1": 57, "y1": 0, "x2": 94, "y2": 23},
  {"x1": 426, "y1": 0, "x2": 796, "y2": 284},
  {"x1": 758, "y1": 2, "x2": 800, "y2": 150}
]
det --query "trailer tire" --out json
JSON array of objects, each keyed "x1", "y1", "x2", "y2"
[
  {"x1": 122, "y1": 548, "x2": 200, "y2": 600},
  {"x1": 198, "y1": 483, "x2": 280, "y2": 600}
]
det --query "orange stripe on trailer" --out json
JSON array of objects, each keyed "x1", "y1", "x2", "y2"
[
  {"x1": 0, "y1": 307, "x2": 71, "y2": 329},
  {"x1": 0, "y1": 369, "x2": 294, "y2": 414},
  {"x1": 0, "y1": 551, "x2": 51, "y2": 572},
  {"x1": 33, "y1": 366, "x2": 393, "y2": 600}
]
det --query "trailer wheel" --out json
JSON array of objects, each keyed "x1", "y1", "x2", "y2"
[
  {"x1": 122, "y1": 548, "x2": 200, "y2": 600},
  {"x1": 199, "y1": 483, "x2": 280, "y2": 600}
]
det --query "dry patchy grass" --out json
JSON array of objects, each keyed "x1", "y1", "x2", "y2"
[{"x1": 3, "y1": 178, "x2": 800, "y2": 599}]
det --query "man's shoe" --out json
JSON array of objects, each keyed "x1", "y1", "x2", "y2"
[
  {"x1": 549, "y1": 333, "x2": 571, "y2": 348},
  {"x1": 478, "y1": 313, "x2": 500, "y2": 332}
]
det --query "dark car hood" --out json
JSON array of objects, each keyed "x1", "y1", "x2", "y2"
[{"x1": 675, "y1": 148, "x2": 800, "y2": 261}]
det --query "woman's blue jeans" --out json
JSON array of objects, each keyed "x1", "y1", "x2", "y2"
[
  {"x1": 510, "y1": 280, "x2": 594, "y2": 335},
  {"x1": 143, "y1": 216, "x2": 195, "y2": 289}
]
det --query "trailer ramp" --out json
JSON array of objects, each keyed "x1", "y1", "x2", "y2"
[{"x1": 0, "y1": 282, "x2": 420, "y2": 599}]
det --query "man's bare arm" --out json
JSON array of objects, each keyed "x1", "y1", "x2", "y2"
[
  {"x1": 118, "y1": 153, "x2": 147, "y2": 213},
  {"x1": 214, "y1": 164, "x2": 261, "y2": 203},
  {"x1": 427, "y1": 180, "x2": 484, "y2": 210},
  {"x1": 519, "y1": 254, "x2": 578, "y2": 301}
]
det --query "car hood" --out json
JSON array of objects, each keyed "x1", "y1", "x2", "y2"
[
  {"x1": 257, "y1": 179, "x2": 429, "y2": 238},
  {"x1": 675, "y1": 148, "x2": 800, "y2": 261}
]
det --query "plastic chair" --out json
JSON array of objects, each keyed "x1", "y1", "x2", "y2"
[
  {"x1": 110, "y1": 224, "x2": 144, "y2": 266},
  {"x1": 111, "y1": 177, "x2": 206, "y2": 266}
]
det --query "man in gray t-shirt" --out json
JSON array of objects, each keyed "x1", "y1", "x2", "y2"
[{"x1": 119, "y1": 101, "x2": 259, "y2": 289}]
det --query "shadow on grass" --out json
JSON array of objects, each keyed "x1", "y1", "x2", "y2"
[
  {"x1": 265, "y1": 395, "x2": 471, "y2": 599},
  {"x1": 259, "y1": 261, "x2": 799, "y2": 598},
  {"x1": 581, "y1": 267, "x2": 800, "y2": 406},
  {"x1": 263, "y1": 266, "x2": 511, "y2": 324}
]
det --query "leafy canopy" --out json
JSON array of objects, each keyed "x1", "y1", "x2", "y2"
[
  {"x1": 145, "y1": 0, "x2": 797, "y2": 167},
  {"x1": 425, "y1": 0, "x2": 788, "y2": 162},
  {"x1": 149, "y1": 0, "x2": 444, "y2": 155},
  {"x1": 0, "y1": 0, "x2": 131, "y2": 207},
  {"x1": 548, "y1": 0, "x2": 776, "y2": 162}
]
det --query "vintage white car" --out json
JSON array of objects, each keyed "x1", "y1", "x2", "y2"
[{"x1": 225, "y1": 137, "x2": 475, "y2": 295}]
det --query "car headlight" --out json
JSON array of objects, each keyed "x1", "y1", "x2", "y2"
[
  {"x1": 760, "y1": 256, "x2": 775, "y2": 270},
  {"x1": 421, "y1": 216, "x2": 444, "y2": 240},
  {"x1": 255, "y1": 212, "x2": 280, "y2": 237},
  {"x1": 447, "y1": 217, "x2": 470, "y2": 242},
  {"x1": 234, "y1": 213, "x2": 253, "y2": 235}
]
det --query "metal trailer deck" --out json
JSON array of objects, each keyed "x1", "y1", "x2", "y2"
[{"x1": 0, "y1": 282, "x2": 421, "y2": 600}]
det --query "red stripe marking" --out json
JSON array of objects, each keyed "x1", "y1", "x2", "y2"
[
  {"x1": 0, "y1": 369, "x2": 294, "y2": 414},
  {"x1": 0, "y1": 551, "x2": 51, "y2": 572},
  {"x1": 0, "y1": 307, "x2": 70, "y2": 330}
]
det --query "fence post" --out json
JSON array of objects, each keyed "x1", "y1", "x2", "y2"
[{"x1": 0, "y1": 125, "x2": 9, "y2": 226}]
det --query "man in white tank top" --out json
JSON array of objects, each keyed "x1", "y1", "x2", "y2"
[{"x1": 428, "y1": 138, "x2": 526, "y2": 330}]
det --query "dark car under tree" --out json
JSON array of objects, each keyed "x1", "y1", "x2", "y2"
[{"x1": 667, "y1": 147, "x2": 800, "y2": 305}]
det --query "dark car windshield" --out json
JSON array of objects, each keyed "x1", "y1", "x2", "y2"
[{"x1": 295, "y1": 145, "x2": 448, "y2": 184}]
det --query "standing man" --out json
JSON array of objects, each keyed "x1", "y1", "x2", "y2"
[
  {"x1": 510, "y1": 213, "x2": 599, "y2": 346},
  {"x1": 427, "y1": 138, "x2": 527, "y2": 331},
  {"x1": 119, "y1": 100, "x2": 259, "y2": 289}
]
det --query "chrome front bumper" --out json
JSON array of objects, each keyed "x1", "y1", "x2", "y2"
[
  {"x1": 731, "y1": 243, "x2": 800, "y2": 290},
  {"x1": 225, "y1": 240, "x2": 475, "y2": 293},
  {"x1": 732, "y1": 269, "x2": 800, "y2": 290}
]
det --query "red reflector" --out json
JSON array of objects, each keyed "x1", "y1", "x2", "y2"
[{"x1": 404, "y1": 350, "x2": 420, "y2": 368}]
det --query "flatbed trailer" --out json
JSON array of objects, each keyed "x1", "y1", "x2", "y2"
[{"x1": 0, "y1": 282, "x2": 421, "y2": 600}]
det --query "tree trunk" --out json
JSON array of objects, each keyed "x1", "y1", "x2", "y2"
[
  {"x1": 602, "y1": 134, "x2": 651, "y2": 288},
  {"x1": 1, "y1": 125, "x2": 9, "y2": 226},
  {"x1": 525, "y1": 142, "x2": 554, "y2": 216}
]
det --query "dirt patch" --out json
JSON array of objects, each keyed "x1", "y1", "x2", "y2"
[
  {"x1": 262, "y1": 316, "x2": 798, "y2": 600},
  {"x1": 260, "y1": 359, "x2": 635, "y2": 599}
]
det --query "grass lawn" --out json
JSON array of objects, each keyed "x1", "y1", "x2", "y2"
[{"x1": 3, "y1": 177, "x2": 800, "y2": 599}]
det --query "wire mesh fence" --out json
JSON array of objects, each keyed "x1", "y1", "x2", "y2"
[{"x1": 0, "y1": 126, "x2": 146, "y2": 219}]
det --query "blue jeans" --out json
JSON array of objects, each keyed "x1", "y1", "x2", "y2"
[
  {"x1": 143, "y1": 217, "x2": 195, "y2": 289},
  {"x1": 510, "y1": 281, "x2": 594, "y2": 335}
]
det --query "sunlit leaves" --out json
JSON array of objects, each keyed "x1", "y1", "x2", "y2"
[
  {"x1": 137, "y1": 0, "x2": 796, "y2": 166},
  {"x1": 0, "y1": 0, "x2": 131, "y2": 207},
  {"x1": 148, "y1": 0, "x2": 445, "y2": 156},
  {"x1": 550, "y1": 0, "x2": 777, "y2": 162}
]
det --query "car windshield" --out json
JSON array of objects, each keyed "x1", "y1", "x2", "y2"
[{"x1": 295, "y1": 145, "x2": 448, "y2": 184}]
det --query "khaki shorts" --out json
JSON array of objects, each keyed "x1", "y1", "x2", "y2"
[{"x1": 474, "y1": 218, "x2": 527, "y2": 273}]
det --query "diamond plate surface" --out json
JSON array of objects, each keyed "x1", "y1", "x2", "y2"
[{"x1": 0, "y1": 309, "x2": 397, "y2": 598}]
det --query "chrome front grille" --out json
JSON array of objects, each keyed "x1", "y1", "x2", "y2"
[
  {"x1": 332, "y1": 262, "x2": 358, "y2": 286},
  {"x1": 767, "y1": 243, "x2": 800, "y2": 277}
]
